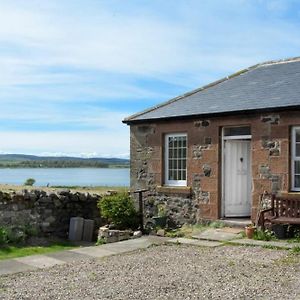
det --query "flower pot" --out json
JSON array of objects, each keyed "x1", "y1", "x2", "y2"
[
  {"x1": 152, "y1": 216, "x2": 167, "y2": 228},
  {"x1": 272, "y1": 224, "x2": 288, "y2": 239},
  {"x1": 245, "y1": 226, "x2": 255, "y2": 239}
]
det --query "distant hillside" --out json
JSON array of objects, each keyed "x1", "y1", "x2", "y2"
[{"x1": 0, "y1": 154, "x2": 130, "y2": 168}]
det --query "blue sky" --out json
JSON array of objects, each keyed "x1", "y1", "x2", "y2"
[{"x1": 1, "y1": 0, "x2": 300, "y2": 157}]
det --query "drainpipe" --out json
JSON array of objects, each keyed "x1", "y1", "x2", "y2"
[{"x1": 133, "y1": 189, "x2": 148, "y2": 233}]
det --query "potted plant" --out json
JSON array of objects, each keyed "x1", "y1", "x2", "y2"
[
  {"x1": 152, "y1": 204, "x2": 167, "y2": 228},
  {"x1": 245, "y1": 224, "x2": 256, "y2": 239}
]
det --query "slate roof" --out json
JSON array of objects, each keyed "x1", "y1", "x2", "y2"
[{"x1": 123, "y1": 57, "x2": 300, "y2": 124}]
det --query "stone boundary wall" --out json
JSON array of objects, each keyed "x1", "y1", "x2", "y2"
[{"x1": 0, "y1": 190, "x2": 102, "y2": 238}]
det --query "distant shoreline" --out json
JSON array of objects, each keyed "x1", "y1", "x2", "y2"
[
  {"x1": 0, "y1": 165, "x2": 130, "y2": 169},
  {"x1": 0, "y1": 184, "x2": 129, "y2": 194},
  {"x1": 0, "y1": 154, "x2": 130, "y2": 169}
]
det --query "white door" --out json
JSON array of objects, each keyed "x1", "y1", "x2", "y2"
[{"x1": 224, "y1": 140, "x2": 251, "y2": 217}]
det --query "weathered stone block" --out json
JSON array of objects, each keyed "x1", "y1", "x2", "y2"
[
  {"x1": 82, "y1": 219, "x2": 95, "y2": 242},
  {"x1": 68, "y1": 217, "x2": 84, "y2": 241}
]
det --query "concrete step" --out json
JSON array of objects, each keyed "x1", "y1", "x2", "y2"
[
  {"x1": 192, "y1": 228, "x2": 243, "y2": 242},
  {"x1": 219, "y1": 218, "x2": 252, "y2": 228}
]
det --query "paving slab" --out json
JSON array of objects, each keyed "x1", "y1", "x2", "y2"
[
  {"x1": 14, "y1": 255, "x2": 65, "y2": 269},
  {"x1": 46, "y1": 250, "x2": 91, "y2": 263},
  {"x1": 100, "y1": 237, "x2": 153, "y2": 254},
  {"x1": 231, "y1": 239, "x2": 300, "y2": 249},
  {"x1": 168, "y1": 238, "x2": 223, "y2": 247},
  {"x1": 69, "y1": 246, "x2": 115, "y2": 258},
  {"x1": 192, "y1": 228, "x2": 241, "y2": 241},
  {"x1": 0, "y1": 260, "x2": 37, "y2": 276}
]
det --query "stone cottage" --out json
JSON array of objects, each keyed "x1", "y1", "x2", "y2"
[{"x1": 123, "y1": 57, "x2": 300, "y2": 225}]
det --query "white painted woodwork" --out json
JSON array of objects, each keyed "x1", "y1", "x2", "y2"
[{"x1": 224, "y1": 140, "x2": 251, "y2": 217}]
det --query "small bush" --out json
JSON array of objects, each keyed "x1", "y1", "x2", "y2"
[
  {"x1": 98, "y1": 192, "x2": 138, "y2": 230},
  {"x1": 24, "y1": 178, "x2": 36, "y2": 186},
  {"x1": 0, "y1": 225, "x2": 40, "y2": 246},
  {"x1": 209, "y1": 221, "x2": 225, "y2": 228},
  {"x1": 291, "y1": 246, "x2": 300, "y2": 253},
  {"x1": 253, "y1": 229, "x2": 275, "y2": 241},
  {"x1": 6, "y1": 227, "x2": 26, "y2": 244},
  {"x1": 0, "y1": 227, "x2": 8, "y2": 245},
  {"x1": 96, "y1": 237, "x2": 106, "y2": 246}
]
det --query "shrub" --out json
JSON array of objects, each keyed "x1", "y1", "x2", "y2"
[
  {"x1": 0, "y1": 225, "x2": 39, "y2": 245},
  {"x1": 6, "y1": 227, "x2": 26, "y2": 244},
  {"x1": 0, "y1": 227, "x2": 8, "y2": 245},
  {"x1": 253, "y1": 229, "x2": 275, "y2": 241},
  {"x1": 98, "y1": 192, "x2": 138, "y2": 229},
  {"x1": 24, "y1": 178, "x2": 36, "y2": 186}
]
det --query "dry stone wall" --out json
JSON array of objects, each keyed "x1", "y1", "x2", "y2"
[{"x1": 0, "y1": 190, "x2": 101, "y2": 238}]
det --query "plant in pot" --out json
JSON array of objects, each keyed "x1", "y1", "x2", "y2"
[
  {"x1": 152, "y1": 204, "x2": 167, "y2": 228},
  {"x1": 245, "y1": 223, "x2": 256, "y2": 239}
]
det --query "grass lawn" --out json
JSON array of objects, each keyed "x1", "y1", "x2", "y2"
[
  {"x1": 0, "y1": 242, "x2": 77, "y2": 260},
  {"x1": 0, "y1": 184, "x2": 128, "y2": 195}
]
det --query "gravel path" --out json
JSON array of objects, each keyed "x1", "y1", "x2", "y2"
[{"x1": 0, "y1": 245, "x2": 300, "y2": 299}]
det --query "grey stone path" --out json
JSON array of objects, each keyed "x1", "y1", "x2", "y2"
[
  {"x1": 0, "y1": 236, "x2": 167, "y2": 276},
  {"x1": 0, "y1": 234, "x2": 228, "y2": 277},
  {"x1": 2, "y1": 229, "x2": 300, "y2": 277}
]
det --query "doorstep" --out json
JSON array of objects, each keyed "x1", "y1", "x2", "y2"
[{"x1": 192, "y1": 228, "x2": 243, "y2": 242}]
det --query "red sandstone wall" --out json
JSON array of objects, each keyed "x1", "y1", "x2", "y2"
[{"x1": 130, "y1": 110, "x2": 300, "y2": 222}]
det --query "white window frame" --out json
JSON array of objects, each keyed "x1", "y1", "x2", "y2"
[
  {"x1": 291, "y1": 126, "x2": 300, "y2": 191},
  {"x1": 164, "y1": 133, "x2": 187, "y2": 186}
]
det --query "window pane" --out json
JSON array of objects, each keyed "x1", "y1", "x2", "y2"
[
  {"x1": 169, "y1": 137, "x2": 173, "y2": 147},
  {"x1": 295, "y1": 175, "x2": 300, "y2": 188},
  {"x1": 182, "y1": 170, "x2": 186, "y2": 180},
  {"x1": 296, "y1": 144, "x2": 300, "y2": 157},
  {"x1": 174, "y1": 138, "x2": 178, "y2": 148},
  {"x1": 295, "y1": 161, "x2": 300, "y2": 174},
  {"x1": 177, "y1": 138, "x2": 182, "y2": 148},
  {"x1": 224, "y1": 126, "x2": 251, "y2": 136},
  {"x1": 182, "y1": 138, "x2": 186, "y2": 147},
  {"x1": 296, "y1": 130, "x2": 300, "y2": 142},
  {"x1": 174, "y1": 160, "x2": 177, "y2": 169},
  {"x1": 169, "y1": 159, "x2": 173, "y2": 170},
  {"x1": 179, "y1": 159, "x2": 183, "y2": 169},
  {"x1": 173, "y1": 148, "x2": 177, "y2": 159},
  {"x1": 173, "y1": 171, "x2": 177, "y2": 180}
]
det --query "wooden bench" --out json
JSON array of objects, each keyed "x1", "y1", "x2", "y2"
[{"x1": 261, "y1": 194, "x2": 300, "y2": 229}]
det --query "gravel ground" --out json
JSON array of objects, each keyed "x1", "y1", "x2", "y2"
[{"x1": 0, "y1": 244, "x2": 300, "y2": 300}]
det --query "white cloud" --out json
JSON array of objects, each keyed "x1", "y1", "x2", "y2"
[
  {"x1": 0, "y1": 130, "x2": 129, "y2": 157},
  {"x1": 0, "y1": 0, "x2": 300, "y2": 157}
]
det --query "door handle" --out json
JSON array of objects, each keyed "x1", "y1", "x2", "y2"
[{"x1": 240, "y1": 157, "x2": 243, "y2": 162}]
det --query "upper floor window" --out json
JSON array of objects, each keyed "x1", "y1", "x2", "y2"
[
  {"x1": 165, "y1": 133, "x2": 187, "y2": 186},
  {"x1": 292, "y1": 127, "x2": 300, "y2": 191}
]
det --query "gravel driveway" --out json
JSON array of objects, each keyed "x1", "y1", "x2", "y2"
[{"x1": 0, "y1": 244, "x2": 300, "y2": 299}]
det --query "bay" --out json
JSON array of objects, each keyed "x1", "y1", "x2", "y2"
[{"x1": 0, "y1": 168, "x2": 130, "y2": 187}]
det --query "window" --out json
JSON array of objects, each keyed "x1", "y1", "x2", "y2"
[
  {"x1": 223, "y1": 126, "x2": 251, "y2": 137},
  {"x1": 292, "y1": 127, "x2": 300, "y2": 191},
  {"x1": 165, "y1": 133, "x2": 187, "y2": 186}
]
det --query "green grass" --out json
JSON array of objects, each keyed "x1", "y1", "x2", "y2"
[
  {"x1": 0, "y1": 242, "x2": 76, "y2": 260},
  {"x1": 165, "y1": 222, "x2": 217, "y2": 238}
]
